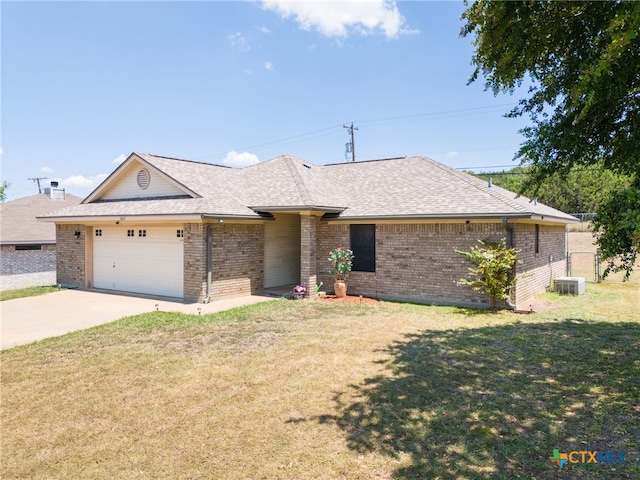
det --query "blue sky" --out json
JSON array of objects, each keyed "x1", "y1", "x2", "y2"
[{"x1": 2, "y1": 0, "x2": 529, "y2": 200}]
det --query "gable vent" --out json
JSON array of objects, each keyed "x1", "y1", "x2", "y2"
[{"x1": 137, "y1": 168, "x2": 150, "y2": 189}]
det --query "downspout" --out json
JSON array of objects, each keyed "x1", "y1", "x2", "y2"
[
  {"x1": 502, "y1": 217, "x2": 513, "y2": 247},
  {"x1": 502, "y1": 217, "x2": 517, "y2": 310},
  {"x1": 204, "y1": 224, "x2": 212, "y2": 304}
]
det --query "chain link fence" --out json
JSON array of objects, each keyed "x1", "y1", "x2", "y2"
[
  {"x1": 566, "y1": 251, "x2": 601, "y2": 282},
  {"x1": 569, "y1": 212, "x2": 596, "y2": 232}
]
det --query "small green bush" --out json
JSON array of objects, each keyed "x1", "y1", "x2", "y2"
[{"x1": 456, "y1": 239, "x2": 519, "y2": 309}]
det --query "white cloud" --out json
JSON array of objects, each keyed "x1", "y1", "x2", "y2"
[
  {"x1": 446, "y1": 151, "x2": 458, "y2": 159},
  {"x1": 260, "y1": 26, "x2": 271, "y2": 34},
  {"x1": 61, "y1": 173, "x2": 109, "y2": 189},
  {"x1": 40, "y1": 166, "x2": 53, "y2": 174},
  {"x1": 261, "y1": 0, "x2": 415, "y2": 39},
  {"x1": 265, "y1": 61, "x2": 273, "y2": 70},
  {"x1": 222, "y1": 151, "x2": 260, "y2": 167},
  {"x1": 112, "y1": 153, "x2": 127, "y2": 164},
  {"x1": 228, "y1": 32, "x2": 250, "y2": 51}
]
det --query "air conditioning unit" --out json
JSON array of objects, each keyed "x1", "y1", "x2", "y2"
[{"x1": 554, "y1": 277, "x2": 585, "y2": 295}]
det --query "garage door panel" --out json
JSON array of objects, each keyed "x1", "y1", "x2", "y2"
[{"x1": 93, "y1": 227, "x2": 183, "y2": 298}]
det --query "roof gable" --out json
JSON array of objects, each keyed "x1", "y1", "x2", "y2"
[
  {"x1": 85, "y1": 153, "x2": 197, "y2": 203},
  {"x1": 243, "y1": 155, "x2": 344, "y2": 210}
]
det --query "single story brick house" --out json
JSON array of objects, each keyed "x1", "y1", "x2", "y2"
[
  {"x1": 39, "y1": 153, "x2": 577, "y2": 309},
  {"x1": 1, "y1": 184, "x2": 82, "y2": 291}
]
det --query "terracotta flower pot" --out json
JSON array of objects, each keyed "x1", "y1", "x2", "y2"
[{"x1": 334, "y1": 280, "x2": 347, "y2": 298}]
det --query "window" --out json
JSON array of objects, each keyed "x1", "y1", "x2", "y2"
[
  {"x1": 138, "y1": 229, "x2": 147, "y2": 237},
  {"x1": 15, "y1": 245, "x2": 41, "y2": 251},
  {"x1": 176, "y1": 229, "x2": 184, "y2": 238},
  {"x1": 350, "y1": 224, "x2": 375, "y2": 272},
  {"x1": 535, "y1": 224, "x2": 540, "y2": 254},
  {"x1": 95, "y1": 229, "x2": 102, "y2": 237},
  {"x1": 127, "y1": 229, "x2": 135, "y2": 237}
]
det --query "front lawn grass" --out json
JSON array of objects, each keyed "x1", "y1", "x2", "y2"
[
  {"x1": 1, "y1": 281, "x2": 638, "y2": 479},
  {"x1": 0, "y1": 285, "x2": 64, "y2": 302}
]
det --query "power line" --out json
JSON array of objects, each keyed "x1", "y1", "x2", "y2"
[
  {"x1": 461, "y1": 166, "x2": 610, "y2": 174},
  {"x1": 355, "y1": 103, "x2": 518, "y2": 128},
  {"x1": 195, "y1": 103, "x2": 519, "y2": 161},
  {"x1": 456, "y1": 165, "x2": 516, "y2": 170},
  {"x1": 196, "y1": 124, "x2": 344, "y2": 160}
]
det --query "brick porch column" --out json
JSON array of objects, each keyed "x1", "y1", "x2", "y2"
[{"x1": 300, "y1": 213, "x2": 318, "y2": 298}]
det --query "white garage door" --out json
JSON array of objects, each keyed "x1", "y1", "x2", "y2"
[{"x1": 93, "y1": 227, "x2": 184, "y2": 298}]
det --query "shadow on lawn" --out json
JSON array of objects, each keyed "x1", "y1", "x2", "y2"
[{"x1": 318, "y1": 319, "x2": 640, "y2": 479}]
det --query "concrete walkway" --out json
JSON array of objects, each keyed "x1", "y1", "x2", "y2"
[{"x1": 0, "y1": 289, "x2": 277, "y2": 350}]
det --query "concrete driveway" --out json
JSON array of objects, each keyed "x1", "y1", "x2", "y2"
[{"x1": 0, "y1": 289, "x2": 276, "y2": 350}]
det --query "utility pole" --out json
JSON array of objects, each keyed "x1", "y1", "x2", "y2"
[
  {"x1": 28, "y1": 177, "x2": 49, "y2": 194},
  {"x1": 343, "y1": 122, "x2": 358, "y2": 162}
]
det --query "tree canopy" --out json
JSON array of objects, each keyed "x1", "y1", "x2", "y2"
[
  {"x1": 462, "y1": 0, "x2": 640, "y2": 278},
  {"x1": 0, "y1": 181, "x2": 9, "y2": 203},
  {"x1": 475, "y1": 164, "x2": 632, "y2": 215}
]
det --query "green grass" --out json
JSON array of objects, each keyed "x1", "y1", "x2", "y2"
[
  {"x1": 0, "y1": 285, "x2": 64, "y2": 301},
  {"x1": 1, "y1": 282, "x2": 638, "y2": 479}
]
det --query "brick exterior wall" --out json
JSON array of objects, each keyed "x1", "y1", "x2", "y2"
[
  {"x1": 49, "y1": 218, "x2": 566, "y2": 308},
  {"x1": 0, "y1": 244, "x2": 57, "y2": 290},
  {"x1": 209, "y1": 223, "x2": 264, "y2": 300},
  {"x1": 0, "y1": 271, "x2": 57, "y2": 291},
  {"x1": 317, "y1": 221, "x2": 348, "y2": 294},
  {"x1": 56, "y1": 224, "x2": 86, "y2": 288},
  {"x1": 316, "y1": 221, "x2": 567, "y2": 309},
  {"x1": 0, "y1": 244, "x2": 56, "y2": 275},
  {"x1": 512, "y1": 224, "x2": 567, "y2": 309},
  {"x1": 183, "y1": 223, "x2": 207, "y2": 302}
]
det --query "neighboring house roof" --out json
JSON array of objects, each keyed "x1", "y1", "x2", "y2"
[
  {"x1": 39, "y1": 152, "x2": 578, "y2": 224},
  {"x1": 1, "y1": 193, "x2": 83, "y2": 244}
]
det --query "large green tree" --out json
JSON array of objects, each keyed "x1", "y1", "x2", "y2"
[{"x1": 462, "y1": 0, "x2": 640, "y2": 278}]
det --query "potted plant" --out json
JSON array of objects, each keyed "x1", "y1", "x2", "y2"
[
  {"x1": 292, "y1": 285, "x2": 306, "y2": 300},
  {"x1": 328, "y1": 247, "x2": 354, "y2": 298}
]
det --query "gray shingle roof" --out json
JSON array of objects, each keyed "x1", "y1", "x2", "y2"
[
  {"x1": 322, "y1": 156, "x2": 574, "y2": 220},
  {"x1": 1, "y1": 193, "x2": 83, "y2": 243},
  {"x1": 39, "y1": 152, "x2": 577, "y2": 223},
  {"x1": 244, "y1": 154, "x2": 343, "y2": 209}
]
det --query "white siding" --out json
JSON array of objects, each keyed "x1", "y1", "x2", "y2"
[
  {"x1": 93, "y1": 227, "x2": 184, "y2": 298},
  {"x1": 264, "y1": 214, "x2": 300, "y2": 288},
  {"x1": 102, "y1": 162, "x2": 186, "y2": 200}
]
